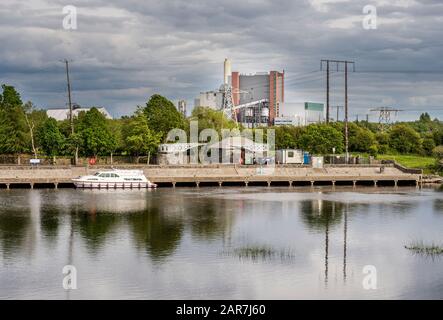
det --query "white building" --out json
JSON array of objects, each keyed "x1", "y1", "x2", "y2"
[
  {"x1": 46, "y1": 107, "x2": 112, "y2": 121},
  {"x1": 274, "y1": 115, "x2": 303, "y2": 126},
  {"x1": 194, "y1": 91, "x2": 224, "y2": 109}
]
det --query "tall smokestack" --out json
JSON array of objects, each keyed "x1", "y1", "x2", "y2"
[{"x1": 224, "y1": 58, "x2": 231, "y2": 85}]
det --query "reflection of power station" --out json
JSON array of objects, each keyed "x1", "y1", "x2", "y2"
[{"x1": 195, "y1": 59, "x2": 284, "y2": 127}]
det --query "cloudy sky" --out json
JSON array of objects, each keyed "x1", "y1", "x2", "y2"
[{"x1": 0, "y1": 0, "x2": 442, "y2": 120}]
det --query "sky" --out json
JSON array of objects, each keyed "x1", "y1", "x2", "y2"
[{"x1": 0, "y1": 0, "x2": 442, "y2": 121}]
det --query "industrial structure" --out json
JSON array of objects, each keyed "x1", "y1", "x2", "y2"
[
  {"x1": 231, "y1": 70, "x2": 284, "y2": 125},
  {"x1": 194, "y1": 59, "x2": 285, "y2": 127},
  {"x1": 177, "y1": 100, "x2": 187, "y2": 117}
]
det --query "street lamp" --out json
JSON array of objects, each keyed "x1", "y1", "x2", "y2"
[{"x1": 332, "y1": 147, "x2": 336, "y2": 165}]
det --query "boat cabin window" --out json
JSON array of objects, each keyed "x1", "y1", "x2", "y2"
[{"x1": 95, "y1": 172, "x2": 120, "y2": 178}]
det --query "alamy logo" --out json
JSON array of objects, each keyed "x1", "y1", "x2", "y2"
[
  {"x1": 62, "y1": 5, "x2": 77, "y2": 30},
  {"x1": 362, "y1": 5, "x2": 377, "y2": 30},
  {"x1": 62, "y1": 265, "x2": 78, "y2": 290},
  {"x1": 362, "y1": 265, "x2": 377, "y2": 290}
]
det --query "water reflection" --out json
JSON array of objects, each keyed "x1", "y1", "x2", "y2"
[
  {"x1": 300, "y1": 199, "x2": 351, "y2": 286},
  {"x1": 0, "y1": 208, "x2": 31, "y2": 259},
  {"x1": 185, "y1": 198, "x2": 233, "y2": 241},
  {"x1": 73, "y1": 209, "x2": 121, "y2": 253},
  {"x1": 128, "y1": 208, "x2": 184, "y2": 261},
  {"x1": 434, "y1": 199, "x2": 443, "y2": 213},
  {"x1": 1, "y1": 187, "x2": 443, "y2": 299},
  {"x1": 40, "y1": 206, "x2": 60, "y2": 241}
]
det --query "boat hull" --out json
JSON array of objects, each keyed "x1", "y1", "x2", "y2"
[{"x1": 73, "y1": 181, "x2": 157, "y2": 189}]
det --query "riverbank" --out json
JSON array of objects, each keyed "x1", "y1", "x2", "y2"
[{"x1": 0, "y1": 163, "x2": 423, "y2": 188}]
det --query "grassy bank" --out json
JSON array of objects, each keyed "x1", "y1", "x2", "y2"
[{"x1": 377, "y1": 154, "x2": 436, "y2": 169}]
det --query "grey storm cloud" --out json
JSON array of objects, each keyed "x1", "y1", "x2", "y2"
[{"x1": 0, "y1": 0, "x2": 442, "y2": 119}]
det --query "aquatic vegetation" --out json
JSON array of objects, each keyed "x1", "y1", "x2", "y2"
[
  {"x1": 405, "y1": 241, "x2": 443, "y2": 257},
  {"x1": 222, "y1": 245, "x2": 295, "y2": 262}
]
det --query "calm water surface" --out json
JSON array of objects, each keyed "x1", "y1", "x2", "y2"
[{"x1": 0, "y1": 186, "x2": 442, "y2": 299}]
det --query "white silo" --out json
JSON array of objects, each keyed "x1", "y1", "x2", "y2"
[{"x1": 224, "y1": 58, "x2": 231, "y2": 85}]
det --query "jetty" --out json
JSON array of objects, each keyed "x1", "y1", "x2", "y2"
[{"x1": 0, "y1": 163, "x2": 423, "y2": 189}]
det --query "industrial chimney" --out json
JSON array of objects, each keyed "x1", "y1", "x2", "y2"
[{"x1": 224, "y1": 58, "x2": 231, "y2": 85}]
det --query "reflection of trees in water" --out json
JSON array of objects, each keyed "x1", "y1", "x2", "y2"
[
  {"x1": 128, "y1": 207, "x2": 184, "y2": 262},
  {"x1": 40, "y1": 206, "x2": 60, "y2": 240},
  {"x1": 186, "y1": 198, "x2": 233, "y2": 241},
  {"x1": 0, "y1": 209, "x2": 31, "y2": 259},
  {"x1": 433, "y1": 199, "x2": 443, "y2": 213},
  {"x1": 71, "y1": 206, "x2": 121, "y2": 254},
  {"x1": 300, "y1": 200, "x2": 344, "y2": 232}
]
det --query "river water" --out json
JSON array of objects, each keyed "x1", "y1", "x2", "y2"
[{"x1": 0, "y1": 186, "x2": 442, "y2": 299}]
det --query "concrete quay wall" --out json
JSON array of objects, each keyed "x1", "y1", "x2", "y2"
[{"x1": 0, "y1": 164, "x2": 422, "y2": 188}]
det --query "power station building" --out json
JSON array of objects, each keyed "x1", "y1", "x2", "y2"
[
  {"x1": 231, "y1": 70, "x2": 284, "y2": 125},
  {"x1": 194, "y1": 59, "x2": 285, "y2": 127}
]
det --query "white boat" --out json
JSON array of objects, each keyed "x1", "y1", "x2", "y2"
[{"x1": 72, "y1": 169, "x2": 157, "y2": 189}]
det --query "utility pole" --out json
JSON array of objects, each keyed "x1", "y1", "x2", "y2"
[
  {"x1": 321, "y1": 60, "x2": 355, "y2": 163},
  {"x1": 64, "y1": 59, "x2": 74, "y2": 134},
  {"x1": 62, "y1": 59, "x2": 78, "y2": 165},
  {"x1": 332, "y1": 105, "x2": 343, "y2": 122},
  {"x1": 344, "y1": 62, "x2": 349, "y2": 163},
  {"x1": 326, "y1": 61, "x2": 330, "y2": 123}
]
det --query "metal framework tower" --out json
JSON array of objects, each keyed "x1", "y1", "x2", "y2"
[
  {"x1": 220, "y1": 84, "x2": 236, "y2": 122},
  {"x1": 370, "y1": 107, "x2": 402, "y2": 130}
]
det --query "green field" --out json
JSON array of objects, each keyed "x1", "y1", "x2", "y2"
[{"x1": 376, "y1": 154, "x2": 436, "y2": 169}]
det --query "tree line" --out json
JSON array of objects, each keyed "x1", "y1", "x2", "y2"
[
  {"x1": 1, "y1": 84, "x2": 443, "y2": 165},
  {"x1": 272, "y1": 112, "x2": 443, "y2": 157}
]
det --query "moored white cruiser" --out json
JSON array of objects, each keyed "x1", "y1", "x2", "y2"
[{"x1": 72, "y1": 169, "x2": 157, "y2": 189}]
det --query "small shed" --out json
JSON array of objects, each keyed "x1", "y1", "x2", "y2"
[{"x1": 276, "y1": 149, "x2": 304, "y2": 164}]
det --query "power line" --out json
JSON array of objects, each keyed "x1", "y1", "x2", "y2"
[{"x1": 321, "y1": 60, "x2": 355, "y2": 162}]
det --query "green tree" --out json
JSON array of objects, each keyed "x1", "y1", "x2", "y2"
[
  {"x1": 125, "y1": 108, "x2": 162, "y2": 163},
  {"x1": 388, "y1": 124, "x2": 422, "y2": 154},
  {"x1": 77, "y1": 108, "x2": 116, "y2": 157},
  {"x1": 273, "y1": 125, "x2": 300, "y2": 150},
  {"x1": 298, "y1": 124, "x2": 344, "y2": 154},
  {"x1": 190, "y1": 106, "x2": 238, "y2": 136},
  {"x1": 108, "y1": 118, "x2": 125, "y2": 155},
  {"x1": 0, "y1": 85, "x2": 28, "y2": 158},
  {"x1": 37, "y1": 118, "x2": 65, "y2": 160},
  {"x1": 143, "y1": 94, "x2": 186, "y2": 141},
  {"x1": 422, "y1": 137, "x2": 436, "y2": 156},
  {"x1": 348, "y1": 123, "x2": 376, "y2": 152},
  {"x1": 433, "y1": 145, "x2": 443, "y2": 159},
  {"x1": 375, "y1": 132, "x2": 389, "y2": 154},
  {"x1": 419, "y1": 112, "x2": 431, "y2": 123},
  {"x1": 23, "y1": 102, "x2": 47, "y2": 158}
]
